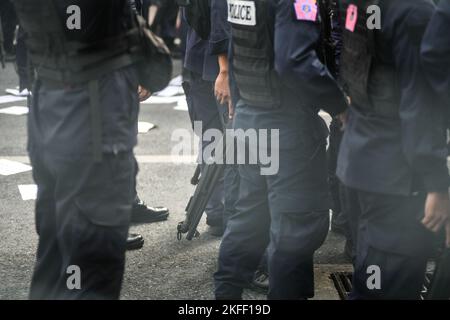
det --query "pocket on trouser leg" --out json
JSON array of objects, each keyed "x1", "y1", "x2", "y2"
[
  {"x1": 60, "y1": 211, "x2": 128, "y2": 300},
  {"x1": 351, "y1": 242, "x2": 428, "y2": 300},
  {"x1": 74, "y1": 154, "x2": 135, "y2": 227}
]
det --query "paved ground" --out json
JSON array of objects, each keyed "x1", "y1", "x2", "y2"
[{"x1": 0, "y1": 59, "x2": 350, "y2": 300}]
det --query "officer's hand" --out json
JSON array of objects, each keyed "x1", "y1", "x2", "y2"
[
  {"x1": 215, "y1": 71, "x2": 231, "y2": 106},
  {"x1": 422, "y1": 192, "x2": 450, "y2": 241},
  {"x1": 336, "y1": 111, "x2": 348, "y2": 131},
  {"x1": 138, "y1": 86, "x2": 152, "y2": 102}
]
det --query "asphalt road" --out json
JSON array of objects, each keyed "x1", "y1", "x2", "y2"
[{"x1": 0, "y1": 59, "x2": 349, "y2": 300}]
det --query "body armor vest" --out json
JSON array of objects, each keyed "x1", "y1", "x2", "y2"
[
  {"x1": 339, "y1": 0, "x2": 400, "y2": 118},
  {"x1": 13, "y1": 0, "x2": 142, "y2": 85},
  {"x1": 228, "y1": 0, "x2": 281, "y2": 108},
  {"x1": 13, "y1": 0, "x2": 145, "y2": 163}
]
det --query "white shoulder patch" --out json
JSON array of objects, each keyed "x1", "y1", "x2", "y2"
[{"x1": 227, "y1": 0, "x2": 257, "y2": 26}]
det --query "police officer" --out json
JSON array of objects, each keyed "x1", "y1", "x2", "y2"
[
  {"x1": 126, "y1": 0, "x2": 170, "y2": 227},
  {"x1": 182, "y1": 3, "x2": 227, "y2": 236},
  {"x1": 14, "y1": 0, "x2": 146, "y2": 299},
  {"x1": 214, "y1": 0, "x2": 348, "y2": 299},
  {"x1": 421, "y1": 0, "x2": 450, "y2": 250},
  {"x1": 0, "y1": 0, "x2": 17, "y2": 61},
  {"x1": 422, "y1": 0, "x2": 450, "y2": 111},
  {"x1": 209, "y1": 0, "x2": 239, "y2": 229},
  {"x1": 337, "y1": 0, "x2": 450, "y2": 299}
]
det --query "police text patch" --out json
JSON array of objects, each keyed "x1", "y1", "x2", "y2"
[{"x1": 227, "y1": 0, "x2": 256, "y2": 26}]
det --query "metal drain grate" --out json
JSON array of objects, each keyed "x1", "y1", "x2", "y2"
[
  {"x1": 330, "y1": 272, "x2": 433, "y2": 300},
  {"x1": 330, "y1": 272, "x2": 353, "y2": 300}
]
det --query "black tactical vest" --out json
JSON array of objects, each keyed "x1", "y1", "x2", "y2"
[
  {"x1": 13, "y1": 0, "x2": 145, "y2": 163},
  {"x1": 339, "y1": 0, "x2": 400, "y2": 118},
  {"x1": 13, "y1": 0, "x2": 142, "y2": 85},
  {"x1": 229, "y1": 0, "x2": 281, "y2": 108}
]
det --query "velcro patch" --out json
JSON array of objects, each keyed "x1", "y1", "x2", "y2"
[
  {"x1": 293, "y1": 0, "x2": 318, "y2": 22},
  {"x1": 345, "y1": 4, "x2": 358, "y2": 32}
]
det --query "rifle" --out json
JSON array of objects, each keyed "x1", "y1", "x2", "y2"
[
  {"x1": 177, "y1": 155, "x2": 226, "y2": 240},
  {"x1": 426, "y1": 248, "x2": 450, "y2": 300},
  {"x1": 318, "y1": 0, "x2": 338, "y2": 77},
  {"x1": 177, "y1": 104, "x2": 230, "y2": 241}
]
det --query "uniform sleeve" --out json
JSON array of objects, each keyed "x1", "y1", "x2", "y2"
[
  {"x1": 421, "y1": 0, "x2": 450, "y2": 104},
  {"x1": 209, "y1": 0, "x2": 231, "y2": 56},
  {"x1": 273, "y1": 0, "x2": 347, "y2": 116},
  {"x1": 393, "y1": 3, "x2": 449, "y2": 192}
]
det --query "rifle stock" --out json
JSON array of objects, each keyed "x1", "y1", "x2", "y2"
[
  {"x1": 177, "y1": 104, "x2": 230, "y2": 241},
  {"x1": 426, "y1": 248, "x2": 450, "y2": 300}
]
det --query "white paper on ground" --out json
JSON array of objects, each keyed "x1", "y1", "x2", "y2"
[
  {"x1": 169, "y1": 75, "x2": 183, "y2": 87},
  {"x1": 18, "y1": 184, "x2": 38, "y2": 201},
  {"x1": 5, "y1": 88, "x2": 29, "y2": 97},
  {"x1": 0, "y1": 159, "x2": 32, "y2": 176},
  {"x1": 174, "y1": 99, "x2": 188, "y2": 111},
  {"x1": 138, "y1": 122, "x2": 156, "y2": 133},
  {"x1": 142, "y1": 95, "x2": 187, "y2": 105},
  {"x1": 0, "y1": 95, "x2": 27, "y2": 105},
  {"x1": 141, "y1": 95, "x2": 183, "y2": 104},
  {"x1": 0, "y1": 106, "x2": 29, "y2": 115},
  {"x1": 154, "y1": 85, "x2": 184, "y2": 97}
]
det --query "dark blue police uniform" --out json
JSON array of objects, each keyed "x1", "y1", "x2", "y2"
[
  {"x1": 337, "y1": 0, "x2": 449, "y2": 299},
  {"x1": 183, "y1": 11, "x2": 225, "y2": 228},
  {"x1": 17, "y1": 0, "x2": 140, "y2": 299},
  {"x1": 214, "y1": 0, "x2": 347, "y2": 300},
  {"x1": 421, "y1": 0, "x2": 450, "y2": 106},
  {"x1": 209, "y1": 0, "x2": 241, "y2": 227}
]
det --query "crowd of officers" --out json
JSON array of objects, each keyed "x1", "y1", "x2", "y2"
[{"x1": 5, "y1": 0, "x2": 450, "y2": 300}]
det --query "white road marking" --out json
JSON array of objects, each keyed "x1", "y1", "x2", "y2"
[
  {"x1": 0, "y1": 95, "x2": 27, "y2": 105},
  {"x1": 0, "y1": 106, "x2": 29, "y2": 115},
  {"x1": 0, "y1": 159, "x2": 32, "y2": 176}
]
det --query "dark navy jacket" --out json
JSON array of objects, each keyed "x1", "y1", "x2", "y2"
[
  {"x1": 209, "y1": 0, "x2": 242, "y2": 105},
  {"x1": 183, "y1": 2, "x2": 219, "y2": 82},
  {"x1": 337, "y1": 0, "x2": 449, "y2": 195},
  {"x1": 228, "y1": 0, "x2": 347, "y2": 116},
  {"x1": 209, "y1": 0, "x2": 231, "y2": 56},
  {"x1": 28, "y1": 0, "x2": 139, "y2": 157},
  {"x1": 421, "y1": 0, "x2": 450, "y2": 106}
]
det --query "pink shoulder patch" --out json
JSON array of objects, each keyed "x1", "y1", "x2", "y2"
[
  {"x1": 345, "y1": 4, "x2": 358, "y2": 32},
  {"x1": 294, "y1": 0, "x2": 318, "y2": 22}
]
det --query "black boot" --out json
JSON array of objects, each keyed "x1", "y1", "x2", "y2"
[
  {"x1": 131, "y1": 196, "x2": 169, "y2": 224},
  {"x1": 251, "y1": 269, "x2": 269, "y2": 294},
  {"x1": 126, "y1": 233, "x2": 144, "y2": 251}
]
